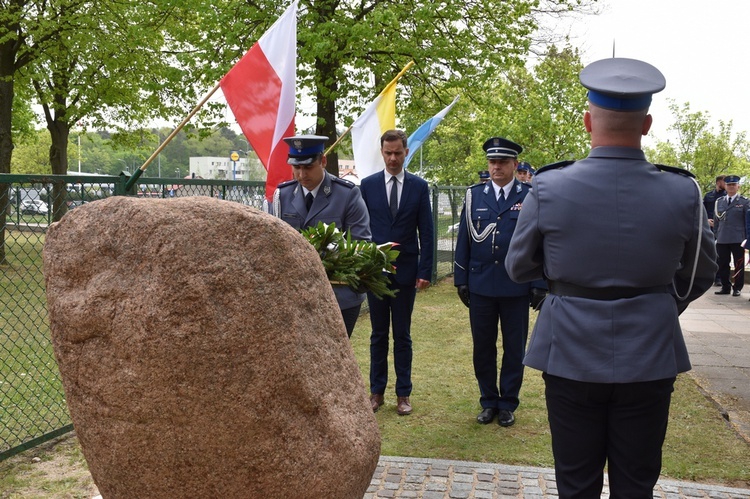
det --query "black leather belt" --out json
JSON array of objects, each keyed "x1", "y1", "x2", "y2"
[{"x1": 548, "y1": 281, "x2": 670, "y2": 301}]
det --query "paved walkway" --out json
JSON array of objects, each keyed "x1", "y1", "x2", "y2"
[{"x1": 366, "y1": 291, "x2": 750, "y2": 498}]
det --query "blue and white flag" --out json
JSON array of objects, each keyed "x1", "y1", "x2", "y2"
[{"x1": 405, "y1": 95, "x2": 459, "y2": 168}]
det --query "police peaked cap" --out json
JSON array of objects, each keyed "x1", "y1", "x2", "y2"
[
  {"x1": 483, "y1": 137, "x2": 522, "y2": 159},
  {"x1": 580, "y1": 58, "x2": 666, "y2": 111},
  {"x1": 284, "y1": 135, "x2": 329, "y2": 165}
]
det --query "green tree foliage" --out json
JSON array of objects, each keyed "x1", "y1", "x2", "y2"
[
  {"x1": 405, "y1": 45, "x2": 589, "y2": 187},
  {"x1": 184, "y1": 0, "x2": 598, "y2": 175},
  {"x1": 10, "y1": 128, "x2": 49, "y2": 174},
  {"x1": 10, "y1": 127, "x2": 254, "y2": 179},
  {"x1": 15, "y1": 0, "x2": 209, "y2": 220},
  {"x1": 645, "y1": 101, "x2": 750, "y2": 194}
]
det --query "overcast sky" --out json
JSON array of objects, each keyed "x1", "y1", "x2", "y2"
[{"x1": 563, "y1": 0, "x2": 750, "y2": 146}]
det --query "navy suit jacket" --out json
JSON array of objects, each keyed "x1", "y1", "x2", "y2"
[{"x1": 360, "y1": 170, "x2": 434, "y2": 287}]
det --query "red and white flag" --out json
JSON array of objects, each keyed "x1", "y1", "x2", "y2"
[{"x1": 220, "y1": 1, "x2": 297, "y2": 202}]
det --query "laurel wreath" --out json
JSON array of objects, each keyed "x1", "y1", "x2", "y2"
[{"x1": 301, "y1": 221, "x2": 399, "y2": 299}]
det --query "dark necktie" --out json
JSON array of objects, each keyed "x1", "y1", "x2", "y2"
[
  {"x1": 305, "y1": 192, "x2": 314, "y2": 212},
  {"x1": 497, "y1": 188, "x2": 505, "y2": 208},
  {"x1": 389, "y1": 177, "x2": 399, "y2": 218}
]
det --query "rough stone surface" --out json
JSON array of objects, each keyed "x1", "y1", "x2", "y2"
[{"x1": 43, "y1": 196, "x2": 380, "y2": 498}]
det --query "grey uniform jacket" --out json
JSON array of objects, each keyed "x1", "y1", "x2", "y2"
[
  {"x1": 714, "y1": 195, "x2": 749, "y2": 244},
  {"x1": 273, "y1": 172, "x2": 372, "y2": 310},
  {"x1": 505, "y1": 146, "x2": 717, "y2": 384}
]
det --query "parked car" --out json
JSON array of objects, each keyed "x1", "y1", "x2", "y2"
[
  {"x1": 20, "y1": 199, "x2": 49, "y2": 215},
  {"x1": 67, "y1": 200, "x2": 88, "y2": 210}
]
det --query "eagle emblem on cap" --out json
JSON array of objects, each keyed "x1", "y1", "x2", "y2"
[
  {"x1": 293, "y1": 139, "x2": 303, "y2": 151},
  {"x1": 493, "y1": 138, "x2": 500, "y2": 146}
]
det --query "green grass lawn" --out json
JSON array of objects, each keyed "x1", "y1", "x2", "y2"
[{"x1": 1, "y1": 229, "x2": 71, "y2": 455}]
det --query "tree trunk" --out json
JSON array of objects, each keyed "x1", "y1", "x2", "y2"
[
  {"x1": 0, "y1": 30, "x2": 18, "y2": 265},
  {"x1": 315, "y1": 58, "x2": 340, "y2": 177},
  {"x1": 47, "y1": 118, "x2": 70, "y2": 222}
]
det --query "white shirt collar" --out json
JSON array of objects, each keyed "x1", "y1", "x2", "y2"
[
  {"x1": 302, "y1": 178, "x2": 324, "y2": 197},
  {"x1": 492, "y1": 179, "x2": 514, "y2": 199},
  {"x1": 385, "y1": 169, "x2": 405, "y2": 184}
]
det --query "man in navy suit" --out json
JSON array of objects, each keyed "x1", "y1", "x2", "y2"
[
  {"x1": 359, "y1": 129, "x2": 434, "y2": 416},
  {"x1": 454, "y1": 137, "x2": 546, "y2": 428}
]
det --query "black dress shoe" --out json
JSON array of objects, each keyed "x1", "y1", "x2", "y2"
[
  {"x1": 497, "y1": 409, "x2": 515, "y2": 427},
  {"x1": 715, "y1": 289, "x2": 731, "y2": 295},
  {"x1": 476, "y1": 407, "x2": 498, "y2": 424},
  {"x1": 733, "y1": 289, "x2": 742, "y2": 296}
]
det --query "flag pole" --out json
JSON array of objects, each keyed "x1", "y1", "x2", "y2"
[
  {"x1": 324, "y1": 60, "x2": 414, "y2": 156},
  {"x1": 124, "y1": 82, "x2": 223, "y2": 192}
]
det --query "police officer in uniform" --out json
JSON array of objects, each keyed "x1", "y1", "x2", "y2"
[
  {"x1": 273, "y1": 135, "x2": 371, "y2": 337},
  {"x1": 713, "y1": 175, "x2": 749, "y2": 296},
  {"x1": 704, "y1": 175, "x2": 726, "y2": 286},
  {"x1": 453, "y1": 137, "x2": 546, "y2": 428},
  {"x1": 515, "y1": 161, "x2": 532, "y2": 184},
  {"x1": 505, "y1": 58, "x2": 717, "y2": 498}
]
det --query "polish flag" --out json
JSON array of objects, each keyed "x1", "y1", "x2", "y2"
[{"x1": 220, "y1": 1, "x2": 297, "y2": 202}]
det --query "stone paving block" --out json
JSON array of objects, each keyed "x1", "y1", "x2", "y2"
[
  {"x1": 451, "y1": 482, "x2": 473, "y2": 492},
  {"x1": 430, "y1": 468, "x2": 450, "y2": 477},
  {"x1": 682, "y1": 488, "x2": 705, "y2": 497},
  {"x1": 425, "y1": 482, "x2": 449, "y2": 492},
  {"x1": 452, "y1": 473, "x2": 473, "y2": 483}
]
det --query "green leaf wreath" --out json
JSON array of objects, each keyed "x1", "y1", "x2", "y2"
[{"x1": 301, "y1": 221, "x2": 399, "y2": 299}]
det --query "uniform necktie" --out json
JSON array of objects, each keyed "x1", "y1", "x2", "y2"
[
  {"x1": 389, "y1": 176, "x2": 399, "y2": 218},
  {"x1": 305, "y1": 192, "x2": 314, "y2": 212},
  {"x1": 497, "y1": 188, "x2": 505, "y2": 208}
]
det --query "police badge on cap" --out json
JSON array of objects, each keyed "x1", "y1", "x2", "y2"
[
  {"x1": 283, "y1": 135, "x2": 329, "y2": 165},
  {"x1": 482, "y1": 137, "x2": 522, "y2": 159}
]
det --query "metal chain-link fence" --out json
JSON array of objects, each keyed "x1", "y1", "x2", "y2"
[{"x1": 0, "y1": 173, "x2": 465, "y2": 460}]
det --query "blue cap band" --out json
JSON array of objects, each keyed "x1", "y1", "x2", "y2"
[
  {"x1": 289, "y1": 144, "x2": 325, "y2": 156},
  {"x1": 587, "y1": 90, "x2": 652, "y2": 111}
]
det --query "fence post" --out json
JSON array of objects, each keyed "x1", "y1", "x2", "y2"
[{"x1": 115, "y1": 171, "x2": 131, "y2": 196}]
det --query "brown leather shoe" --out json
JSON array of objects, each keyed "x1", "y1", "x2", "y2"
[
  {"x1": 370, "y1": 393, "x2": 384, "y2": 412},
  {"x1": 396, "y1": 396, "x2": 412, "y2": 416}
]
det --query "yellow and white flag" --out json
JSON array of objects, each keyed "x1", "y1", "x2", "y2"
[{"x1": 350, "y1": 61, "x2": 413, "y2": 179}]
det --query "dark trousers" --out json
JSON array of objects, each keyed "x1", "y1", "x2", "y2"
[
  {"x1": 367, "y1": 283, "x2": 417, "y2": 397},
  {"x1": 543, "y1": 373, "x2": 676, "y2": 499},
  {"x1": 469, "y1": 293, "x2": 528, "y2": 411},
  {"x1": 340, "y1": 304, "x2": 361, "y2": 338},
  {"x1": 717, "y1": 243, "x2": 745, "y2": 290}
]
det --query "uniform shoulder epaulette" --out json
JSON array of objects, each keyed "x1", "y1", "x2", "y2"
[
  {"x1": 277, "y1": 179, "x2": 297, "y2": 189},
  {"x1": 535, "y1": 160, "x2": 575, "y2": 175},
  {"x1": 331, "y1": 176, "x2": 355, "y2": 188},
  {"x1": 654, "y1": 163, "x2": 695, "y2": 178}
]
